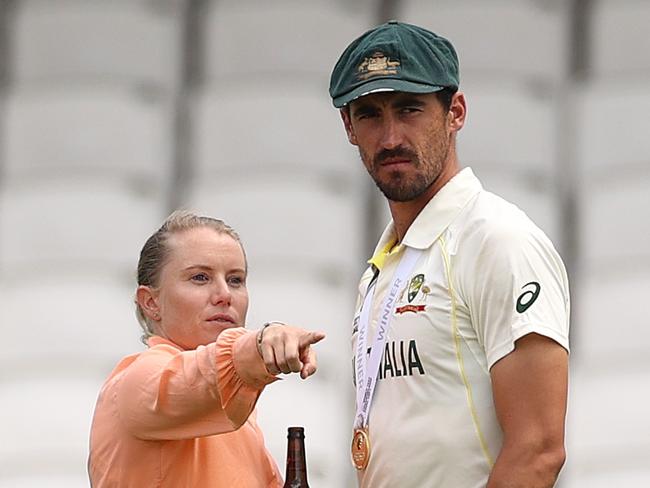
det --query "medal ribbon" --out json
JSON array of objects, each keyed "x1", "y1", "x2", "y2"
[{"x1": 354, "y1": 246, "x2": 421, "y2": 429}]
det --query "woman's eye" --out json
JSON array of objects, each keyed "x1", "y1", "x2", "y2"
[
  {"x1": 191, "y1": 273, "x2": 209, "y2": 282},
  {"x1": 228, "y1": 276, "x2": 245, "y2": 287}
]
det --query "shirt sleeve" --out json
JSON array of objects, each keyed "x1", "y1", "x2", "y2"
[
  {"x1": 457, "y1": 220, "x2": 571, "y2": 370},
  {"x1": 116, "y1": 328, "x2": 277, "y2": 440}
]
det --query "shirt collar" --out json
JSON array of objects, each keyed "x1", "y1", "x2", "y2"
[
  {"x1": 367, "y1": 237, "x2": 400, "y2": 270},
  {"x1": 370, "y1": 167, "x2": 482, "y2": 255},
  {"x1": 147, "y1": 335, "x2": 181, "y2": 349}
]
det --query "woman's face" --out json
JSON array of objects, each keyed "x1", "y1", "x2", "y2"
[{"x1": 144, "y1": 227, "x2": 249, "y2": 350}]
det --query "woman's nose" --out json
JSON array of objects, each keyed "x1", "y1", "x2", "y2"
[{"x1": 210, "y1": 280, "x2": 232, "y2": 306}]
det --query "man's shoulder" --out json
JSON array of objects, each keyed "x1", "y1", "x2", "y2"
[{"x1": 452, "y1": 188, "x2": 547, "y2": 242}]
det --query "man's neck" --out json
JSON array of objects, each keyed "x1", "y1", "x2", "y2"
[{"x1": 389, "y1": 164, "x2": 460, "y2": 242}]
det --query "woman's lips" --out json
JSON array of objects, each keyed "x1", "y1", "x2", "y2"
[{"x1": 206, "y1": 313, "x2": 235, "y2": 324}]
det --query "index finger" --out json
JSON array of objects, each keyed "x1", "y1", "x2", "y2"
[{"x1": 298, "y1": 331, "x2": 326, "y2": 349}]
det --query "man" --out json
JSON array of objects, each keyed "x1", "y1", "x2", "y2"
[{"x1": 329, "y1": 21, "x2": 569, "y2": 487}]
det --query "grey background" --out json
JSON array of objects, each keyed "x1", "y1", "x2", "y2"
[{"x1": 0, "y1": 0, "x2": 648, "y2": 487}]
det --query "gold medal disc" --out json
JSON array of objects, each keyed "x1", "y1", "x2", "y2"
[{"x1": 351, "y1": 428, "x2": 371, "y2": 470}]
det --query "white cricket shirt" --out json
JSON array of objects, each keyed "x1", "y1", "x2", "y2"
[{"x1": 351, "y1": 168, "x2": 570, "y2": 488}]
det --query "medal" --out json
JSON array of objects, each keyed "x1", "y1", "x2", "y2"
[{"x1": 351, "y1": 428, "x2": 370, "y2": 470}]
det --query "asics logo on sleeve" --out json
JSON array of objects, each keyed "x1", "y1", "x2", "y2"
[{"x1": 516, "y1": 282, "x2": 541, "y2": 313}]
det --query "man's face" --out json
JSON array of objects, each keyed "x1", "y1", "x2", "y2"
[{"x1": 342, "y1": 91, "x2": 454, "y2": 202}]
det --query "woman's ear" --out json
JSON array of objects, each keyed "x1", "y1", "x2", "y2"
[{"x1": 136, "y1": 285, "x2": 161, "y2": 322}]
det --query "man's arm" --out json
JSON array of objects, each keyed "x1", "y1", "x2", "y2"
[{"x1": 487, "y1": 333, "x2": 568, "y2": 488}]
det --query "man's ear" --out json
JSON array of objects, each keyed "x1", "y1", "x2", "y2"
[
  {"x1": 448, "y1": 91, "x2": 467, "y2": 132},
  {"x1": 136, "y1": 285, "x2": 161, "y2": 322},
  {"x1": 340, "y1": 108, "x2": 358, "y2": 145}
]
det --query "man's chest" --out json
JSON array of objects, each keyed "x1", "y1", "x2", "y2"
[{"x1": 352, "y1": 247, "x2": 476, "y2": 387}]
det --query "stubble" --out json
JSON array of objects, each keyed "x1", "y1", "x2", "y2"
[{"x1": 360, "y1": 131, "x2": 450, "y2": 202}]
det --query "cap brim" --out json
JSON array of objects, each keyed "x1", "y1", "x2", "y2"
[{"x1": 332, "y1": 78, "x2": 445, "y2": 108}]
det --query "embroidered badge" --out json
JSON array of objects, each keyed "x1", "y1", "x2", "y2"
[
  {"x1": 395, "y1": 304, "x2": 426, "y2": 315},
  {"x1": 407, "y1": 274, "x2": 425, "y2": 303},
  {"x1": 357, "y1": 51, "x2": 400, "y2": 80}
]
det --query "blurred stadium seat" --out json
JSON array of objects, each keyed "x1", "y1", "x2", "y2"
[
  {"x1": 401, "y1": 0, "x2": 568, "y2": 81},
  {"x1": 0, "y1": 476, "x2": 90, "y2": 488},
  {"x1": 0, "y1": 377, "x2": 101, "y2": 482},
  {"x1": 203, "y1": 0, "x2": 370, "y2": 81},
  {"x1": 458, "y1": 81, "x2": 556, "y2": 174},
  {"x1": 565, "y1": 365, "x2": 650, "y2": 485},
  {"x1": 576, "y1": 81, "x2": 650, "y2": 175},
  {"x1": 564, "y1": 470, "x2": 650, "y2": 488},
  {"x1": 0, "y1": 179, "x2": 162, "y2": 273},
  {"x1": 192, "y1": 85, "x2": 357, "y2": 178},
  {"x1": 592, "y1": 0, "x2": 650, "y2": 78},
  {"x1": 577, "y1": 271, "x2": 650, "y2": 365},
  {"x1": 565, "y1": 8, "x2": 650, "y2": 485},
  {"x1": 577, "y1": 82, "x2": 650, "y2": 267},
  {"x1": 189, "y1": 176, "x2": 364, "y2": 273},
  {"x1": 0, "y1": 276, "x2": 142, "y2": 372},
  {"x1": 579, "y1": 175, "x2": 650, "y2": 266},
  {"x1": 10, "y1": 0, "x2": 182, "y2": 88},
  {"x1": 3, "y1": 86, "x2": 172, "y2": 186}
]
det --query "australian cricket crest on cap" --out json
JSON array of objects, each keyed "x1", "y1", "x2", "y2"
[{"x1": 357, "y1": 51, "x2": 400, "y2": 80}]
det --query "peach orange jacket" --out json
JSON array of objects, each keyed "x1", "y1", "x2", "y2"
[{"x1": 88, "y1": 327, "x2": 282, "y2": 487}]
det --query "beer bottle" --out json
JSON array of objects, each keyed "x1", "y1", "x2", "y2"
[{"x1": 283, "y1": 426, "x2": 309, "y2": 488}]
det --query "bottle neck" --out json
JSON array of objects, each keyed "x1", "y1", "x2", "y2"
[{"x1": 285, "y1": 434, "x2": 308, "y2": 486}]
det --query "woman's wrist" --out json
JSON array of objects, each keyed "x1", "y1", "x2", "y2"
[{"x1": 256, "y1": 321, "x2": 287, "y2": 357}]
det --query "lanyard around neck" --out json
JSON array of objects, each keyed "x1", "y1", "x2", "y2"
[{"x1": 354, "y1": 245, "x2": 421, "y2": 429}]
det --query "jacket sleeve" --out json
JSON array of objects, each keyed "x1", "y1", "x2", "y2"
[{"x1": 115, "y1": 328, "x2": 278, "y2": 440}]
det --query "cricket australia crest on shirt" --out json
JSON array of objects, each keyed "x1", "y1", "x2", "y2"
[{"x1": 395, "y1": 274, "x2": 429, "y2": 314}]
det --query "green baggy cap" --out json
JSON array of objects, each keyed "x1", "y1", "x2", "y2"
[{"x1": 329, "y1": 21, "x2": 459, "y2": 108}]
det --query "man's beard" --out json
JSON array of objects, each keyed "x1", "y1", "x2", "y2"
[{"x1": 362, "y1": 142, "x2": 448, "y2": 202}]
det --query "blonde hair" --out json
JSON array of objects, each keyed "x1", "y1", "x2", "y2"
[{"x1": 135, "y1": 210, "x2": 246, "y2": 343}]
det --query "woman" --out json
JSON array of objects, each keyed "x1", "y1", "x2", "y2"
[{"x1": 88, "y1": 211, "x2": 325, "y2": 487}]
